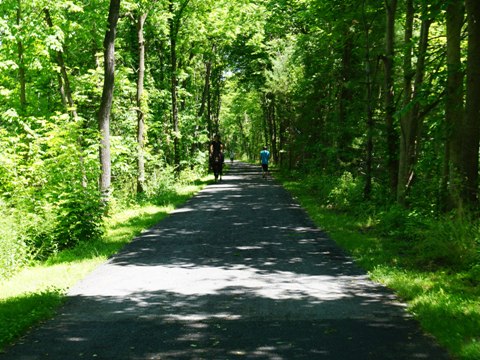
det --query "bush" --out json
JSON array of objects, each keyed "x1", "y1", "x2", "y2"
[
  {"x1": 327, "y1": 171, "x2": 365, "y2": 211},
  {"x1": 0, "y1": 211, "x2": 31, "y2": 279},
  {"x1": 0, "y1": 118, "x2": 105, "y2": 275},
  {"x1": 0, "y1": 205, "x2": 56, "y2": 278},
  {"x1": 413, "y1": 218, "x2": 479, "y2": 270},
  {"x1": 376, "y1": 206, "x2": 427, "y2": 242},
  {"x1": 374, "y1": 207, "x2": 479, "y2": 270},
  {"x1": 53, "y1": 187, "x2": 104, "y2": 250}
]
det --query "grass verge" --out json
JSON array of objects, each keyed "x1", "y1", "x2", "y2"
[
  {"x1": 0, "y1": 181, "x2": 207, "y2": 352},
  {"x1": 280, "y1": 176, "x2": 480, "y2": 360}
]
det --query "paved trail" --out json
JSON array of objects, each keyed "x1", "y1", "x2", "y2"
[{"x1": 1, "y1": 162, "x2": 450, "y2": 359}]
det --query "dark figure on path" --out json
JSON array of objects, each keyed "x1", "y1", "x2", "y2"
[
  {"x1": 210, "y1": 134, "x2": 224, "y2": 182},
  {"x1": 260, "y1": 145, "x2": 270, "y2": 178}
]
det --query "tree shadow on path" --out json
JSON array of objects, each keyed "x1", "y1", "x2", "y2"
[{"x1": 0, "y1": 163, "x2": 451, "y2": 359}]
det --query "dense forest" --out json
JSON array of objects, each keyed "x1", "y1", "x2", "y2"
[{"x1": 1, "y1": 0, "x2": 479, "y2": 279}]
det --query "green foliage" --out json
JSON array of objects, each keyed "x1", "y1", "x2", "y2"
[
  {"x1": 53, "y1": 186, "x2": 105, "y2": 251},
  {"x1": 413, "y1": 218, "x2": 479, "y2": 270},
  {"x1": 375, "y1": 206, "x2": 426, "y2": 242},
  {"x1": 0, "y1": 117, "x2": 103, "y2": 275},
  {"x1": 0, "y1": 209, "x2": 32, "y2": 279},
  {"x1": 327, "y1": 171, "x2": 365, "y2": 211},
  {"x1": 375, "y1": 206, "x2": 479, "y2": 270}
]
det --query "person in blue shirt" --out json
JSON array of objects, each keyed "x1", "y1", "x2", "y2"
[{"x1": 260, "y1": 146, "x2": 270, "y2": 178}]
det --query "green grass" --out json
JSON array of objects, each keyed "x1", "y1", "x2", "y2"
[
  {"x1": 280, "y1": 176, "x2": 480, "y2": 360},
  {"x1": 0, "y1": 181, "x2": 207, "y2": 352}
]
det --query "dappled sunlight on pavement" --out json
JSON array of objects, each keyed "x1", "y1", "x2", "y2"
[{"x1": 0, "y1": 162, "x2": 450, "y2": 360}]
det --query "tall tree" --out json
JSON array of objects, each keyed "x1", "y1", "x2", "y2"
[
  {"x1": 98, "y1": 0, "x2": 121, "y2": 198},
  {"x1": 16, "y1": 0, "x2": 26, "y2": 113},
  {"x1": 383, "y1": 0, "x2": 399, "y2": 196},
  {"x1": 44, "y1": 8, "x2": 78, "y2": 120},
  {"x1": 168, "y1": 0, "x2": 190, "y2": 173},
  {"x1": 136, "y1": 12, "x2": 147, "y2": 193},
  {"x1": 361, "y1": 0, "x2": 380, "y2": 199},
  {"x1": 397, "y1": 2, "x2": 433, "y2": 205},
  {"x1": 463, "y1": 0, "x2": 480, "y2": 206},
  {"x1": 444, "y1": 0, "x2": 465, "y2": 211}
]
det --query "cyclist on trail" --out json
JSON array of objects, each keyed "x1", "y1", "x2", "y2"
[{"x1": 210, "y1": 134, "x2": 224, "y2": 182}]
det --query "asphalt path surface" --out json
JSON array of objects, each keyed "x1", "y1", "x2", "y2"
[{"x1": 1, "y1": 162, "x2": 450, "y2": 359}]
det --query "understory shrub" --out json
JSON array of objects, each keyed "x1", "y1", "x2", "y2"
[
  {"x1": 327, "y1": 171, "x2": 365, "y2": 211},
  {"x1": 0, "y1": 118, "x2": 105, "y2": 277},
  {"x1": 0, "y1": 210, "x2": 31, "y2": 279},
  {"x1": 286, "y1": 169, "x2": 479, "y2": 273},
  {"x1": 376, "y1": 206, "x2": 427, "y2": 242},
  {"x1": 298, "y1": 170, "x2": 373, "y2": 214},
  {"x1": 413, "y1": 218, "x2": 479, "y2": 270},
  {"x1": 375, "y1": 207, "x2": 479, "y2": 270},
  {"x1": 53, "y1": 188, "x2": 104, "y2": 251}
]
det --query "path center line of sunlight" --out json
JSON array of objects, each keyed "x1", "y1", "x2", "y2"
[{"x1": 69, "y1": 264, "x2": 373, "y2": 302}]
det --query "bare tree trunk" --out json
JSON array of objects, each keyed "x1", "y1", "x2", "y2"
[
  {"x1": 169, "y1": 0, "x2": 181, "y2": 174},
  {"x1": 168, "y1": 0, "x2": 190, "y2": 174},
  {"x1": 463, "y1": 0, "x2": 480, "y2": 206},
  {"x1": 402, "y1": 0, "x2": 414, "y2": 113},
  {"x1": 338, "y1": 30, "x2": 353, "y2": 163},
  {"x1": 444, "y1": 0, "x2": 465, "y2": 211},
  {"x1": 198, "y1": 58, "x2": 211, "y2": 120},
  {"x1": 270, "y1": 94, "x2": 277, "y2": 164},
  {"x1": 17, "y1": 0, "x2": 26, "y2": 114},
  {"x1": 212, "y1": 70, "x2": 222, "y2": 135},
  {"x1": 136, "y1": 13, "x2": 147, "y2": 194},
  {"x1": 398, "y1": 0, "x2": 414, "y2": 198},
  {"x1": 44, "y1": 8, "x2": 78, "y2": 120},
  {"x1": 192, "y1": 51, "x2": 212, "y2": 169},
  {"x1": 383, "y1": 0, "x2": 398, "y2": 196},
  {"x1": 397, "y1": 3, "x2": 431, "y2": 205},
  {"x1": 362, "y1": 0, "x2": 376, "y2": 199},
  {"x1": 98, "y1": 0, "x2": 120, "y2": 198},
  {"x1": 44, "y1": 8, "x2": 88, "y2": 188},
  {"x1": 265, "y1": 92, "x2": 277, "y2": 164},
  {"x1": 196, "y1": 57, "x2": 210, "y2": 156}
]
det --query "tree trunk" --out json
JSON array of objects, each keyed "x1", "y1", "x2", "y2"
[
  {"x1": 210, "y1": 68, "x2": 222, "y2": 135},
  {"x1": 266, "y1": 92, "x2": 278, "y2": 164},
  {"x1": 136, "y1": 13, "x2": 147, "y2": 194},
  {"x1": 384, "y1": 0, "x2": 398, "y2": 196},
  {"x1": 338, "y1": 30, "x2": 353, "y2": 163},
  {"x1": 463, "y1": 0, "x2": 480, "y2": 206},
  {"x1": 444, "y1": 0, "x2": 465, "y2": 211},
  {"x1": 169, "y1": 1, "x2": 180, "y2": 174},
  {"x1": 362, "y1": 0, "x2": 375, "y2": 199},
  {"x1": 402, "y1": 0, "x2": 414, "y2": 113},
  {"x1": 17, "y1": 0, "x2": 26, "y2": 114},
  {"x1": 44, "y1": 8, "x2": 78, "y2": 120},
  {"x1": 98, "y1": 0, "x2": 120, "y2": 198},
  {"x1": 198, "y1": 58, "x2": 211, "y2": 121},
  {"x1": 44, "y1": 7, "x2": 88, "y2": 188},
  {"x1": 397, "y1": 3, "x2": 431, "y2": 205}
]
